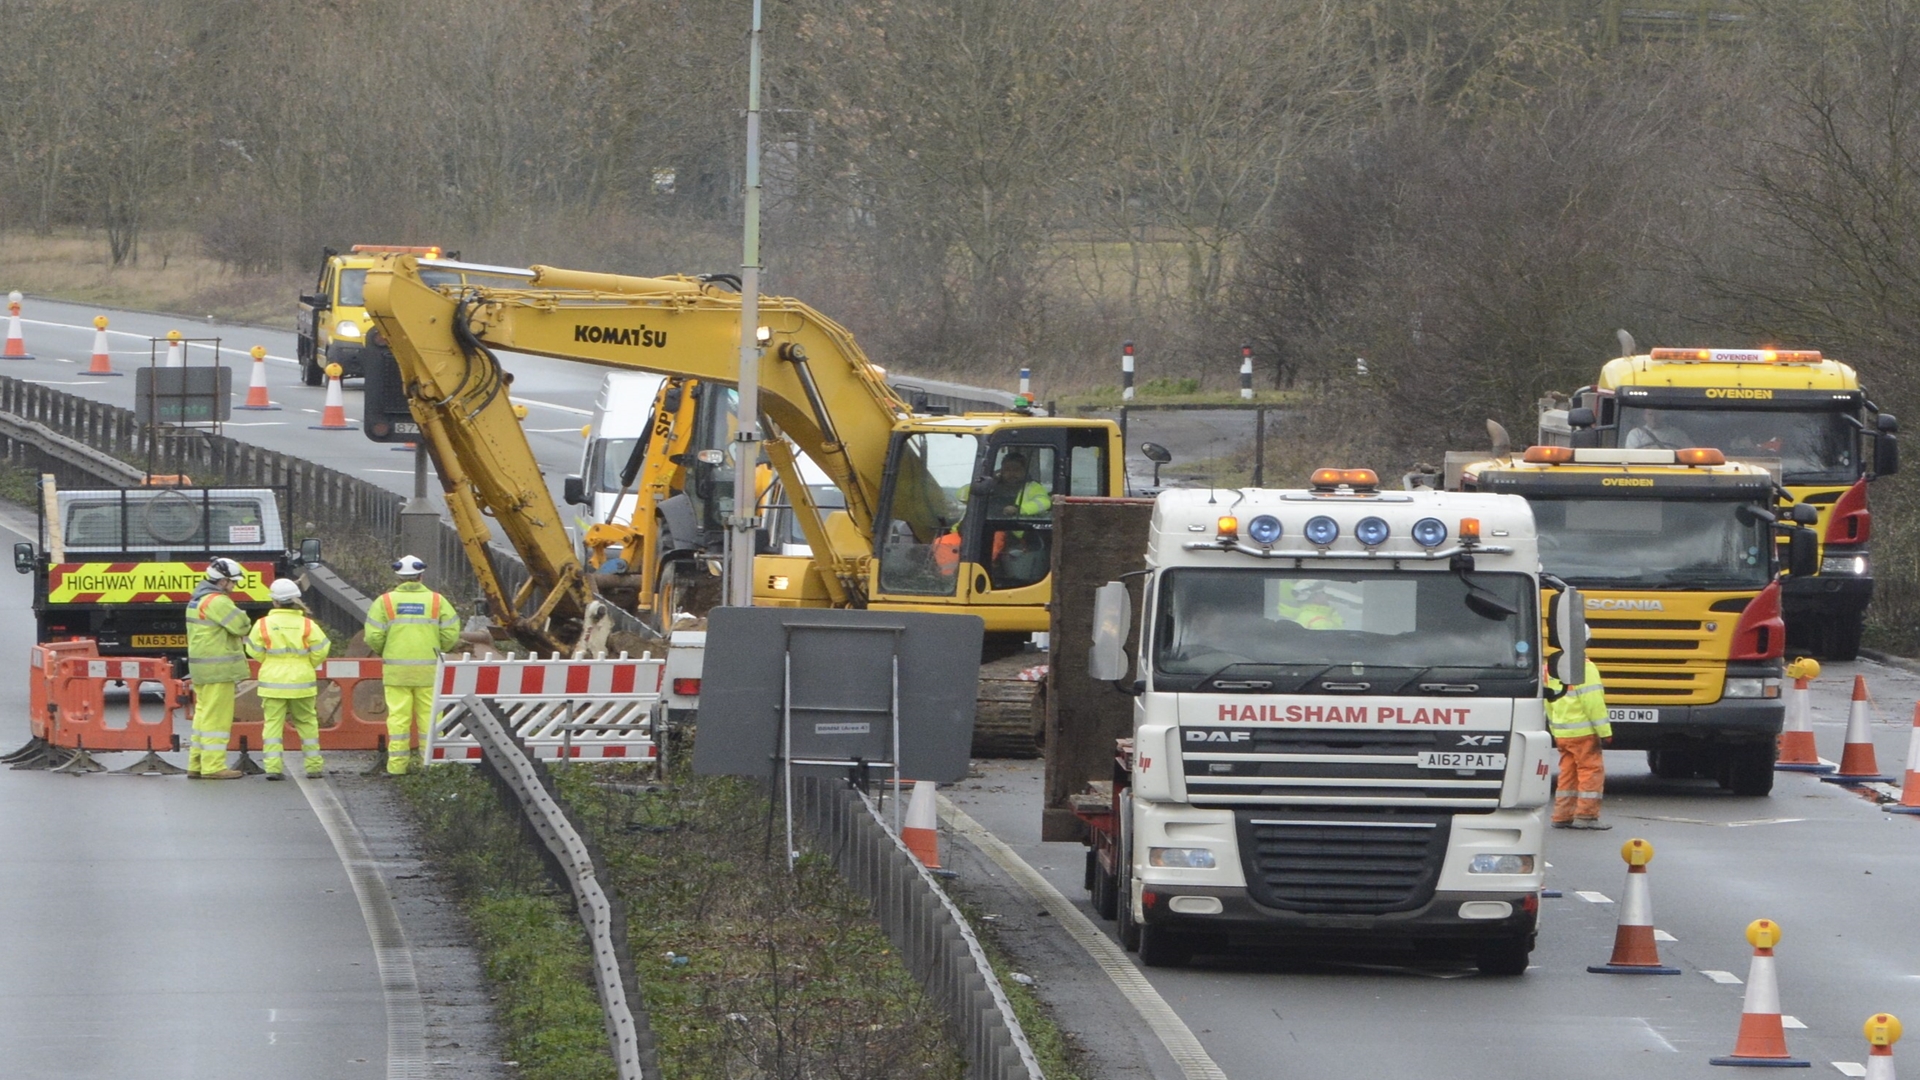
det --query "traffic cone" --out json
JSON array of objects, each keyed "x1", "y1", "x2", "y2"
[
  {"x1": 235, "y1": 345, "x2": 279, "y2": 410},
  {"x1": 1821, "y1": 675, "x2": 1897, "y2": 785},
  {"x1": 1863, "y1": 1013, "x2": 1901, "y2": 1080},
  {"x1": 1710, "y1": 918, "x2": 1810, "y2": 1067},
  {"x1": 309, "y1": 363, "x2": 351, "y2": 430},
  {"x1": 901, "y1": 781, "x2": 940, "y2": 869},
  {"x1": 83, "y1": 315, "x2": 119, "y2": 376},
  {"x1": 1587, "y1": 838, "x2": 1681, "y2": 974},
  {"x1": 163, "y1": 329, "x2": 184, "y2": 367},
  {"x1": 4, "y1": 291, "x2": 33, "y2": 359},
  {"x1": 1776, "y1": 658, "x2": 1831, "y2": 772},
  {"x1": 1886, "y1": 706, "x2": 1920, "y2": 815}
]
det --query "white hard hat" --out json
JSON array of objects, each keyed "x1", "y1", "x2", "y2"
[
  {"x1": 393, "y1": 555, "x2": 427, "y2": 578},
  {"x1": 205, "y1": 557, "x2": 245, "y2": 583},
  {"x1": 269, "y1": 578, "x2": 302, "y2": 604}
]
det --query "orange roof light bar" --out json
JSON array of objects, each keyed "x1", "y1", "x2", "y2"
[
  {"x1": 1674, "y1": 447, "x2": 1727, "y2": 466},
  {"x1": 1522, "y1": 446, "x2": 1575, "y2": 464},
  {"x1": 1648, "y1": 347, "x2": 1824, "y2": 363},
  {"x1": 349, "y1": 244, "x2": 443, "y2": 257},
  {"x1": 1216, "y1": 516, "x2": 1239, "y2": 538},
  {"x1": 1459, "y1": 517, "x2": 1481, "y2": 542},
  {"x1": 1310, "y1": 468, "x2": 1380, "y2": 491}
]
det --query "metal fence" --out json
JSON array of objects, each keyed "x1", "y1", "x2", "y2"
[{"x1": 794, "y1": 776, "x2": 1042, "y2": 1080}]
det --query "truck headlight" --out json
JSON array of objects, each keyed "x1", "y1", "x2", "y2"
[
  {"x1": 334, "y1": 320, "x2": 363, "y2": 339},
  {"x1": 1468, "y1": 854, "x2": 1534, "y2": 874},
  {"x1": 1148, "y1": 847, "x2": 1216, "y2": 869},
  {"x1": 1722, "y1": 678, "x2": 1781, "y2": 699},
  {"x1": 1821, "y1": 554, "x2": 1869, "y2": 575}
]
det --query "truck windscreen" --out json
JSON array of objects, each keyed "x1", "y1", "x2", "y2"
[
  {"x1": 1153, "y1": 569, "x2": 1535, "y2": 692},
  {"x1": 1618, "y1": 405, "x2": 1855, "y2": 484},
  {"x1": 1529, "y1": 497, "x2": 1769, "y2": 589}
]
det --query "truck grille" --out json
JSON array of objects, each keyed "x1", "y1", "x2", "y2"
[
  {"x1": 1235, "y1": 811, "x2": 1451, "y2": 914},
  {"x1": 1181, "y1": 727, "x2": 1504, "y2": 810}
]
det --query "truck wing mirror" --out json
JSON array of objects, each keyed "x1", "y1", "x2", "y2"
[
  {"x1": 1788, "y1": 503, "x2": 1819, "y2": 525},
  {"x1": 1788, "y1": 528, "x2": 1819, "y2": 578},
  {"x1": 1088, "y1": 581, "x2": 1133, "y2": 683},
  {"x1": 13, "y1": 541, "x2": 33, "y2": 574},
  {"x1": 299, "y1": 294, "x2": 329, "y2": 310},
  {"x1": 1875, "y1": 432, "x2": 1899, "y2": 477},
  {"x1": 563, "y1": 475, "x2": 587, "y2": 507},
  {"x1": 1548, "y1": 587, "x2": 1586, "y2": 685},
  {"x1": 1878, "y1": 412, "x2": 1898, "y2": 434},
  {"x1": 1141, "y1": 442, "x2": 1172, "y2": 464},
  {"x1": 299, "y1": 537, "x2": 322, "y2": 566},
  {"x1": 1567, "y1": 407, "x2": 1595, "y2": 429}
]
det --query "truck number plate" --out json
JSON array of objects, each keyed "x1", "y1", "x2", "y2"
[
  {"x1": 1417, "y1": 752, "x2": 1506, "y2": 770},
  {"x1": 132, "y1": 634, "x2": 186, "y2": 648},
  {"x1": 1607, "y1": 708, "x2": 1659, "y2": 723}
]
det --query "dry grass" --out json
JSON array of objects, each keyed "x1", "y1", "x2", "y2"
[{"x1": 0, "y1": 230, "x2": 303, "y2": 328}]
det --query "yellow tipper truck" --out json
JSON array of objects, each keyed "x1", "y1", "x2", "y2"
[
  {"x1": 1450, "y1": 445, "x2": 1817, "y2": 796},
  {"x1": 1547, "y1": 346, "x2": 1897, "y2": 659}
]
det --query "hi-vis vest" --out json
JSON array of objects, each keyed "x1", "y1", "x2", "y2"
[
  {"x1": 246, "y1": 608, "x2": 330, "y2": 698},
  {"x1": 364, "y1": 583, "x2": 461, "y2": 688},
  {"x1": 186, "y1": 590, "x2": 252, "y2": 683},
  {"x1": 1547, "y1": 659, "x2": 1611, "y2": 740}
]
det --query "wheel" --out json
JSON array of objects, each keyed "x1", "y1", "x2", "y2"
[
  {"x1": 1083, "y1": 848, "x2": 1096, "y2": 892},
  {"x1": 1116, "y1": 792, "x2": 1140, "y2": 950},
  {"x1": 1822, "y1": 614, "x2": 1865, "y2": 662},
  {"x1": 1647, "y1": 748, "x2": 1703, "y2": 780},
  {"x1": 1092, "y1": 859, "x2": 1118, "y2": 921},
  {"x1": 1137, "y1": 922, "x2": 1192, "y2": 968},
  {"x1": 1725, "y1": 744, "x2": 1776, "y2": 796},
  {"x1": 1476, "y1": 936, "x2": 1533, "y2": 976},
  {"x1": 301, "y1": 357, "x2": 324, "y2": 387}
]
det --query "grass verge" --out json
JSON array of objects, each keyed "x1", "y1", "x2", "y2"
[
  {"x1": 400, "y1": 762, "x2": 977, "y2": 1080},
  {"x1": 0, "y1": 230, "x2": 302, "y2": 328}
]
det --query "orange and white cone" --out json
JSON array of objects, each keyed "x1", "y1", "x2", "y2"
[
  {"x1": 4, "y1": 291, "x2": 33, "y2": 359},
  {"x1": 1776, "y1": 658, "x2": 1830, "y2": 772},
  {"x1": 901, "y1": 781, "x2": 940, "y2": 869},
  {"x1": 1886, "y1": 707, "x2": 1920, "y2": 816},
  {"x1": 163, "y1": 328, "x2": 184, "y2": 367},
  {"x1": 83, "y1": 315, "x2": 118, "y2": 375},
  {"x1": 309, "y1": 363, "x2": 351, "y2": 430},
  {"x1": 1588, "y1": 838, "x2": 1680, "y2": 974},
  {"x1": 1822, "y1": 675, "x2": 1896, "y2": 785},
  {"x1": 235, "y1": 345, "x2": 279, "y2": 410},
  {"x1": 1864, "y1": 1013, "x2": 1902, "y2": 1080},
  {"x1": 1711, "y1": 918, "x2": 1810, "y2": 1067}
]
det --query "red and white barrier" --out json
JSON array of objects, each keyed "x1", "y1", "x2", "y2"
[{"x1": 431, "y1": 653, "x2": 665, "y2": 763}]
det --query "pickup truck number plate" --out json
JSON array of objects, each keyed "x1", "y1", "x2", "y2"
[
  {"x1": 1607, "y1": 708, "x2": 1659, "y2": 723},
  {"x1": 1417, "y1": 752, "x2": 1506, "y2": 770},
  {"x1": 131, "y1": 634, "x2": 186, "y2": 648}
]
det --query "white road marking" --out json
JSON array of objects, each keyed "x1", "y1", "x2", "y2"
[
  {"x1": 1575, "y1": 890, "x2": 1613, "y2": 903},
  {"x1": 1782, "y1": 1016, "x2": 1806, "y2": 1029},
  {"x1": 361, "y1": 469, "x2": 417, "y2": 475},
  {"x1": 525, "y1": 427, "x2": 583, "y2": 434},
  {"x1": 1834, "y1": 1062, "x2": 1867, "y2": 1077},
  {"x1": 221, "y1": 421, "x2": 287, "y2": 427},
  {"x1": 517, "y1": 396, "x2": 591, "y2": 416},
  {"x1": 938, "y1": 796, "x2": 1229, "y2": 1080},
  {"x1": 1634, "y1": 1019, "x2": 1677, "y2": 1052},
  {"x1": 1631, "y1": 815, "x2": 1807, "y2": 827},
  {"x1": 1702, "y1": 969, "x2": 1744, "y2": 985},
  {"x1": 21, "y1": 317, "x2": 304, "y2": 364},
  {"x1": 1653, "y1": 929, "x2": 1677, "y2": 942}
]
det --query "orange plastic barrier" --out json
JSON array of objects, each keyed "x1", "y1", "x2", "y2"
[
  {"x1": 30, "y1": 642, "x2": 184, "y2": 754},
  {"x1": 226, "y1": 657, "x2": 391, "y2": 751}
]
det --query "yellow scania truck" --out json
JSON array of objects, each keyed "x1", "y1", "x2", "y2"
[
  {"x1": 1546, "y1": 346, "x2": 1897, "y2": 659},
  {"x1": 1449, "y1": 445, "x2": 1817, "y2": 795}
]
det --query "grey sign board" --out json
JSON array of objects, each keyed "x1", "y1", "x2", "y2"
[
  {"x1": 135, "y1": 366, "x2": 232, "y2": 425},
  {"x1": 692, "y1": 607, "x2": 983, "y2": 784}
]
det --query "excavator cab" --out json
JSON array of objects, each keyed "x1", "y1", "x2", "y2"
[{"x1": 869, "y1": 419, "x2": 1115, "y2": 633}]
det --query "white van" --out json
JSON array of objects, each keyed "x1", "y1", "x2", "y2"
[{"x1": 566, "y1": 372, "x2": 667, "y2": 539}]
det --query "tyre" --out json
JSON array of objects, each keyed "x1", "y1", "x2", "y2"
[
  {"x1": 1647, "y1": 748, "x2": 1703, "y2": 780},
  {"x1": 1824, "y1": 614, "x2": 1865, "y2": 662},
  {"x1": 1116, "y1": 793, "x2": 1140, "y2": 950},
  {"x1": 1725, "y1": 744, "x2": 1776, "y2": 797},
  {"x1": 1476, "y1": 936, "x2": 1533, "y2": 976},
  {"x1": 301, "y1": 357, "x2": 324, "y2": 387},
  {"x1": 1083, "y1": 848, "x2": 1096, "y2": 892},
  {"x1": 1136, "y1": 922, "x2": 1192, "y2": 968},
  {"x1": 1091, "y1": 856, "x2": 1118, "y2": 921}
]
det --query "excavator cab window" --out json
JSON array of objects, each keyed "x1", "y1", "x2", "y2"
[
  {"x1": 874, "y1": 432, "x2": 977, "y2": 596},
  {"x1": 686, "y1": 388, "x2": 740, "y2": 534}
]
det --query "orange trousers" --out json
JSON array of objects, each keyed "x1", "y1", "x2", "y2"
[{"x1": 1553, "y1": 735, "x2": 1605, "y2": 823}]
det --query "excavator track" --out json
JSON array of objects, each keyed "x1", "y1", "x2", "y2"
[{"x1": 973, "y1": 654, "x2": 1048, "y2": 759}]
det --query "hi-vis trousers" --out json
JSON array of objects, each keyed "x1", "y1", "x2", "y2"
[
  {"x1": 188, "y1": 682, "x2": 235, "y2": 776},
  {"x1": 262, "y1": 696, "x2": 324, "y2": 777},
  {"x1": 385, "y1": 685, "x2": 434, "y2": 775},
  {"x1": 1553, "y1": 735, "x2": 1606, "y2": 823}
]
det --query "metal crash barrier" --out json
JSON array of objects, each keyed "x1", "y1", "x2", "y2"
[
  {"x1": 7, "y1": 641, "x2": 186, "y2": 773},
  {"x1": 430, "y1": 654, "x2": 664, "y2": 763}
]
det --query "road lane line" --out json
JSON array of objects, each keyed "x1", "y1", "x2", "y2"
[
  {"x1": 1834, "y1": 1062, "x2": 1866, "y2": 1076},
  {"x1": 21, "y1": 317, "x2": 304, "y2": 364},
  {"x1": 939, "y1": 796, "x2": 1229, "y2": 1080},
  {"x1": 1653, "y1": 929, "x2": 1677, "y2": 942},
  {"x1": 1782, "y1": 1016, "x2": 1806, "y2": 1028},
  {"x1": 1575, "y1": 890, "x2": 1612, "y2": 903},
  {"x1": 292, "y1": 774, "x2": 429, "y2": 1079},
  {"x1": 1702, "y1": 969, "x2": 1744, "y2": 984}
]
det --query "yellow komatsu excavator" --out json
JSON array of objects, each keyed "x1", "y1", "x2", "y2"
[{"x1": 362, "y1": 254, "x2": 1124, "y2": 754}]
